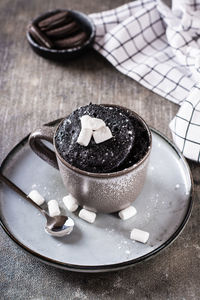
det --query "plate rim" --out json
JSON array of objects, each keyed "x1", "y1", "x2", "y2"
[{"x1": 0, "y1": 125, "x2": 194, "y2": 273}]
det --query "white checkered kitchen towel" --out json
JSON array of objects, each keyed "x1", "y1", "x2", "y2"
[{"x1": 90, "y1": 0, "x2": 200, "y2": 162}]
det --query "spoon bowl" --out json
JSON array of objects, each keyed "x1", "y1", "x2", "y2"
[{"x1": 45, "y1": 216, "x2": 74, "y2": 237}]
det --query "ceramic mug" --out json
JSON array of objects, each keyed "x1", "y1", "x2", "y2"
[{"x1": 29, "y1": 105, "x2": 152, "y2": 213}]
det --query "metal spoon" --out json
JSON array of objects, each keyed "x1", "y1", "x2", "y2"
[{"x1": 0, "y1": 173, "x2": 74, "y2": 237}]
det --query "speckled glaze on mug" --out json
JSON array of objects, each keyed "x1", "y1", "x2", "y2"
[{"x1": 29, "y1": 105, "x2": 152, "y2": 213}]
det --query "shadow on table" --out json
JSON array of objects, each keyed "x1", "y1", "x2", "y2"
[{"x1": 44, "y1": 48, "x2": 115, "y2": 73}]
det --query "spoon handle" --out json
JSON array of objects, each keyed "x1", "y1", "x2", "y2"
[{"x1": 0, "y1": 172, "x2": 44, "y2": 213}]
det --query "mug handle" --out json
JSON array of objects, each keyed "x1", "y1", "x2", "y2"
[{"x1": 28, "y1": 120, "x2": 63, "y2": 170}]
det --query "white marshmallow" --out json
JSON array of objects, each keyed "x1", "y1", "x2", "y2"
[
  {"x1": 119, "y1": 206, "x2": 137, "y2": 220},
  {"x1": 28, "y1": 190, "x2": 45, "y2": 206},
  {"x1": 89, "y1": 117, "x2": 106, "y2": 130},
  {"x1": 130, "y1": 228, "x2": 149, "y2": 243},
  {"x1": 93, "y1": 126, "x2": 113, "y2": 144},
  {"x1": 77, "y1": 128, "x2": 93, "y2": 146},
  {"x1": 48, "y1": 200, "x2": 60, "y2": 217},
  {"x1": 63, "y1": 194, "x2": 79, "y2": 212},
  {"x1": 78, "y1": 208, "x2": 96, "y2": 223},
  {"x1": 80, "y1": 115, "x2": 92, "y2": 129},
  {"x1": 80, "y1": 115, "x2": 106, "y2": 130}
]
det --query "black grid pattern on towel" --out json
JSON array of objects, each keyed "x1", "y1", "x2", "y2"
[{"x1": 90, "y1": 0, "x2": 200, "y2": 162}]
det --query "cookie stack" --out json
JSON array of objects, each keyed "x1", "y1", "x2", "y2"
[{"x1": 28, "y1": 11, "x2": 88, "y2": 50}]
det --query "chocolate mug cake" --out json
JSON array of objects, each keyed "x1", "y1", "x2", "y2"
[
  {"x1": 29, "y1": 104, "x2": 152, "y2": 213},
  {"x1": 55, "y1": 104, "x2": 150, "y2": 173}
]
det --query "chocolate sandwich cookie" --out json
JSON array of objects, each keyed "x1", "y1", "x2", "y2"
[
  {"x1": 38, "y1": 11, "x2": 73, "y2": 31},
  {"x1": 55, "y1": 104, "x2": 135, "y2": 173},
  {"x1": 28, "y1": 9, "x2": 90, "y2": 51},
  {"x1": 28, "y1": 24, "x2": 53, "y2": 48},
  {"x1": 45, "y1": 21, "x2": 80, "y2": 39},
  {"x1": 54, "y1": 31, "x2": 88, "y2": 49}
]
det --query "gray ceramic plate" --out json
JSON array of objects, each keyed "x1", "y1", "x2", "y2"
[{"x1": 0, "y1": 125, "x2": 193, "y2": 273}]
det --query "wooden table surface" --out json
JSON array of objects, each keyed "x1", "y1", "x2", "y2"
[{"x1": 0, "y1": 0, "x2": 199, "y2": 299}]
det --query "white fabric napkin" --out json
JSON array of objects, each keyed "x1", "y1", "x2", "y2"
[{"x1": 90, "y1": 0, "x2": 200, "y2": 162}]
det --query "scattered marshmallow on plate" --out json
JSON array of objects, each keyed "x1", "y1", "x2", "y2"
[
  {"x1": 48, "y1": 199, "x2": 60, "y2": 217},
  {"x1": 28, "y1": 186, "x2": 149, "y2": 244},
  {"x1": 79, "y1": 208, "x2": 96, "y2": 223},
  {"x1": 118, "y1": 206, "x2": 137, "y2": 220},
  {"x1": 63, "y1": 194, "x2": 79, "y2": 212},
  {"x1": 28, "y1": 190, "x2": 45, "y2": 206},
  {"x1": 130, "y1": 228, "x2": 149, "y2": 243}
]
